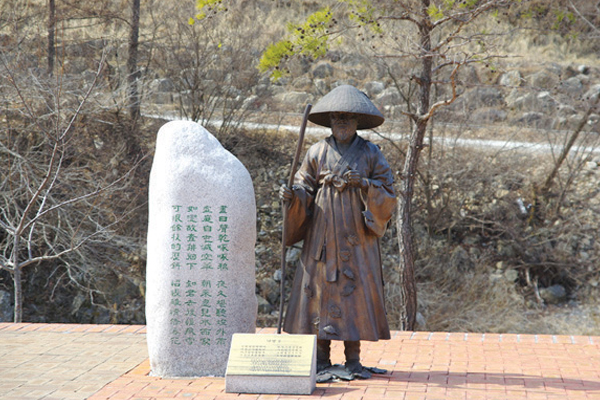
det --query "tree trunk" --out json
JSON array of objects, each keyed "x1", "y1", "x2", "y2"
[
  {"x1": 396, "y1": 121, "x2": 427, "y2": 331},
  {"x1": 127, "y1": 0, "x2": 141, "y2": 121},
  {"x1": 47, "y1": 0, "x2": 56, "y2": 75},
  {"x1": 13, "y1": 267, "x2": 22, "y2": 323},
  {"x1": 396, "y1": 0, "x2": 433, "y2": 331}
]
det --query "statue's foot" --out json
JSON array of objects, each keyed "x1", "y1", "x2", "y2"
[
  {"x1": 315, "y1": 371, "x2": 333, "y2": 383},
  {"x1": 345, "y1": 361, "x2": 371, "y2": 379},
  {"x1": 365, "y1": 366, "x2": 388, "y2": 375},
  {"x1": 316, "y1": 363, "x2": 388, "y2": 383},
  {"x1": 316, "y1": 359, "x2": 332, "y2": 373},
  {"x1": 316, "y1": 364, "x2": 352, "y2": 382}
]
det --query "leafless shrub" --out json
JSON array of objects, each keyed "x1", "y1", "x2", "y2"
[
  {"x1": 0, "y1": 45, "x2": 148, "y2": 322},
  {"x1": 147, "y1": 2, "x2": 269, "y2": 139}
]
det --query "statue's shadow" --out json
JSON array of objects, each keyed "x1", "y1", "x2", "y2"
[
  {"x1": 315, "y1": 369, "x2": 600, "y2": 395},
  {"x1": 391, "y1": 370, "x2": 600, "y2": 391}
]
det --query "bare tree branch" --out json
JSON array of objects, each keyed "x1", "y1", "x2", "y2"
[
  {"x1": 420, "y1": 63, "x2": 460, "y2": 122},
  {"x1": 568, "y1": 0, "x2": 600, "y2": 35},
  {"x1": 21, "y1": 156, "x2": 144, "y2": 233}
]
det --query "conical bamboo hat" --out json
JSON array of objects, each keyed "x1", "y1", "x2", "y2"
[{"x1": 308, "y1": 85, "x2": 384, "y2": 130}]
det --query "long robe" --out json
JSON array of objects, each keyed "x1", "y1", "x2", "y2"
[{"x1": 283, "y1": 134, "x2": 396, "y2": 341}]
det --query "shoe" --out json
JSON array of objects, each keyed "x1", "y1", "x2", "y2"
[
  {"x1": 345, "y1": 360, "x2": 372, "y2": 379},
  {"x1": 317, "y1": 359, "x2": 332, "y2": 373},
  {"x1": 345, "y1": 360, "x2": 363, "y2": 374}
]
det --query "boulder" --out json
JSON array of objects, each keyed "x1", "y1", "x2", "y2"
[
  {"x1": 499, "y1": 70, "x2": 523, "y2": 87},
  {"x1": 539, "y1": 284, "x2": 567, "y2": 305},
  {"x1": 583, "y1": 84, "x2": 600, "y2": 102},
  {"x1": 559, "y1": 76, "x2": 584, "y2": 95},
  {"x1": 365, "y1": 81, "x2": 385, "y2": 98},
  {"x1": 292, "y1": 76, "x2": 312, "y2": 89},
  {"x1": 515, "y1": 112, "x2": 546, "y2": 127},
  {"x1": 277, "y1": 91, "x2": 313, "y2": 111},
  {"x1": 464, "y1": 87, "x2": 504, "y2": 109},
  {"x1": 527, "y1": 70, "x2": 559, "y2": 90},
  {"x1": 376, "y1": 87, "x2": 402, "y2": 106},
  {"x1": 507, "y1": 91, "x2": 556, "y2": 112},
  {"x1": 471, "y1": 108, "x2": 507, "y2": 123},
  {"x1": 258, "y1": 277, "x2": 280, "y2": 305},
  {"x1": 0, "y1": 290, "x2": 12, "y2": 322},
  {"x1": 257, "y1": 295, "x2": 274, "y2": 314},
  {"x1": 146, "y1": 120, "x2": 257, "y2": 377},
  {"x1": 312, "y1": 62, "x2": 334, "y2": 79}
]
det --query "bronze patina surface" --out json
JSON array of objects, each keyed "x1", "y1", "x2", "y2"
[{"x1": 280, "y1": 85, "x2": 396, "y2": 380}]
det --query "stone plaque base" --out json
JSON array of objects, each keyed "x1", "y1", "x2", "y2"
[{"x1": 225, "y1": 333, "x2": 316, "y2": 395}]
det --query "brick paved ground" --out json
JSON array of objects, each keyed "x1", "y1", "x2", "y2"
[
  {"x1": 2, "y1": 324, "x2": 600, "y2": 400},
  {"x1": 0, "y1": 323, "x2": 147, "y2": 400}
]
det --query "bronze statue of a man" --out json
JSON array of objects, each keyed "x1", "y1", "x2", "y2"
[{"x1": 280, "y1": 85, "x2": 396, "y2": 378}]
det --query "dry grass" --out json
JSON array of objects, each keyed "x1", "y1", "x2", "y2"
[{"x1": 374, "y1": 129, "x2": 600, "y2": 335}]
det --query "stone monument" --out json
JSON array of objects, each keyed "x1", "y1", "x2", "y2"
[{"x1": 146, "y1": 120, "x2": 257, "y2": 377}]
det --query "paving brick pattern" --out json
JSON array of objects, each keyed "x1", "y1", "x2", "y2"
[
  {"x1": 2, "y1": 324, "x2": 600, "y2": 400},
  {"x1": 0, "y1": 323, "x2": 147, "y2": 400}
]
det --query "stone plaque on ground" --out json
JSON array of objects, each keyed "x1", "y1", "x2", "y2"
[
  {"x1": 146, "y1": 120, "x2": 257, "y2": 377},
  {"x1": 225, "y1": 334, "x2": 316, "y2": 395}
]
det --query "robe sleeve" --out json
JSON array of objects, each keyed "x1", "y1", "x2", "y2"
[
  {"x1": 283, "y1": 185, "x2": 311, "y2": 246},
  {"x1": 283, "y1": 149, "x2": 318, "y2": 246},
  {"x1": 361, "y1": 144, "x2": 396, "y2": 238}
]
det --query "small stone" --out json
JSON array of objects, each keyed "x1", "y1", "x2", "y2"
[
  {"x1": 286, "y1": 247, "x2": 302, "y2": 263},
  {"x1": 539, "y1": 284, "x2": 567, "y2": 305},
  {"x1": 578, "y1": 65, "x2": 589, "y2": 74},
  {"x1": 255, "y1": 245, "x2": 269, "y2": 256},
  {"x1": 560, "y1": 76, "x2": 583, "y2": 94},
  {"x1": 583, "y1": 84, "x2": 600, "y2": 102},
  {"x1": 312, "y1": 62, "x2": 334, "y2": 79},
  {"x1": 364, "y1": 81, "x2": 385, "y2": 97},
  {"x1": 495, "y1": 189, "x2": 510, "y2": 198},
  {"x1": 259, "y1": 277, "x2": 280, "y2": 305},
  {"x1": 499, "y1": 70, "x2": 522, "y2": 87},
  {"x1": 416, "y1": 312, "x2": 426, "y2": 329},
  {"x1": 504, "y1": 269, "x2": 519, "y2": 282},
  {"x1": 527, "y1": 70, "x2": 558, "y2": 90},
  {"x1": 0, "y1": 290, "x2": 13, "y2": 322},
  {"x1": 256, "y1": 295, "x2": 274, "y2": 314},
  {"x1": 376, "y1": 87, "x2": 401, "y2": 105}
]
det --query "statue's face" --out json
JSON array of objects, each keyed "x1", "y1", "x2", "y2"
[{"x1": 330, "y1": 112, "x2": 358, "y2": 144}]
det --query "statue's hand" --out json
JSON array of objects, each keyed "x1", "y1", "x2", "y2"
[
  {"x1": 279, "y1": 184, "x2": 294, "y2": 202},
  {"x1": 343, "y1": 170, "x2": 363, "y2": 187}
]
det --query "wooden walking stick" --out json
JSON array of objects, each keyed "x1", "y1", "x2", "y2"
[{"x1": 277, "y1": 103, "x2": 312, "y2": 334}]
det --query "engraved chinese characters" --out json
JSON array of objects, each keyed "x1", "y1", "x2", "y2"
[
  {"x1": 168, "y1": 205, "x2": 231, "y2": 347},
  {"x1": 147, "y1": 120, "x2": 257, "y2": 377}
]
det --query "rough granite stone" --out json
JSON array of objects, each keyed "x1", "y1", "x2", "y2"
[
  {"x1": 146, "y1": 120, "x2": 257, "y2": 377},
  {"x1": 226, "y1": 374, "x2": 316, "y2": 395}
]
